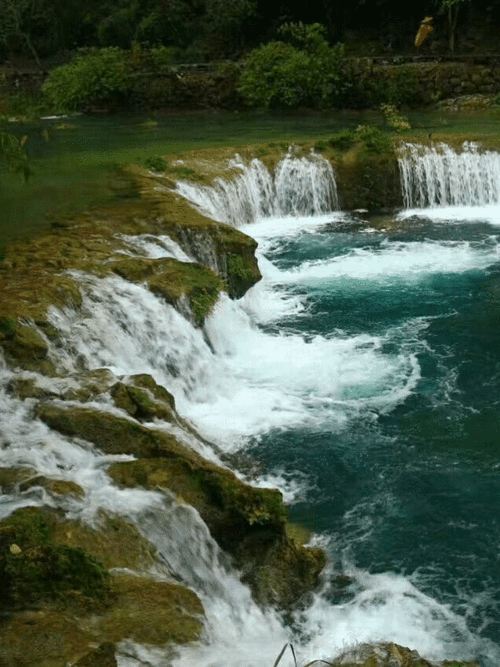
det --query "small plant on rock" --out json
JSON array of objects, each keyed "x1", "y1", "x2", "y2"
[{"x1": 380, "y1": 104, "x2": 411, "y2": 133}]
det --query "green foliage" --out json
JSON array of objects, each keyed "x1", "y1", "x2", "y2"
[
  {"x1": 238, "y1": 23, "x2": 347, "y2": 110},
  {"x1": 380, "y1": 104, "x2": 411, "y2": 133},
  {"x1": 371, "y1": 65, "x2": 419, "y2": 106},
  {"x1": 42, "y1": 47, "x2": 133, "y2": 111},
  {"x1": 355, "y1": 124, "x2": 392, "y2": 153},
  {"x1": 149, "y1": 45, "x2": 176, "y2": 69},
  {"x1": 0, "y1": 508, "x2": 110, "y2": 607},
  {"x1": 328, "y1": 129, "x2": 355, "y2": 150},
  {"x1": 144, "y1": 156, "x2": 167, "y2": 172},
  {"x1": 313, "y1": 139, "x2": 328, "y2": 151},
  {"x1": 226, "y1": 253, "x2": 254, "y2": 281}
]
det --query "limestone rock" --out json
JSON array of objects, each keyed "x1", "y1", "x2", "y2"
[
  {"x1": 328, "y1": 642, "x2": 480, "y2": 667},
  {"x1": 73, "y1": 643, "x2": 117, "y2": 667},
  {"x1": 108, "y1": 456, "x2": 325, "y2": 609},
  {"x1": 18, "y1": 475, "x2": 85, "y2": 499},
  {"x1": 0, "y1": 466, "x2": 35, "y2": 493},
  {"x1": 110, "y1": 373, "x2": 176, "y2": 422}
]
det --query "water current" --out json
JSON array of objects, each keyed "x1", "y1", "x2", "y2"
[{"x1": 2, "y1": 144, "x2": 500, "y2": 666}]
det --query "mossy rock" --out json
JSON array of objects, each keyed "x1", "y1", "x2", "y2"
[
  {"x1": 0, "y1": 466, "x2": 35, "y2": 493},
  {"x1": 34, "y1": 402, "x2": 188, "y2": 458},
  {"x1": 325, "y1": 642, "x2": 480, "y2": 667},
  {"x1": 225, "y1": 251, "x2": 262, "y2": 298},
  {"x1": 8, "y1": 369, "x2": 118, "y2": 402},
  {"x1": 108, "y1": 256, "x2": 224, "y2": 325},
  {"x1": 110, "y1": 375, "x2": 176, "y2": 422},
  {"x1": 101, "y1": 574, "x2": 203, "y2": 645},
  {"x1": 108, "y1": 457, "x2": 324, "y2": 609},
  {"x1": 1, "y1": 322, "x2": 48, "y2": 361},
  {"x1": 0, "y1": 610, "x2": 91, "y2": 667},
  {"x1": 52, "y1": 511, "x2": 159, "y2": 572},
  {"x1": 18, "y1": 476, "x2": 85, "y2": 499},
  {"x1": 73, "y1": 643, "x2": 117, "y2": 667},
  {"x1": 0, "y1": 507, "x2": 110, "y2": 610},
  {"x1": 332, "y1": 143, "x2": 401, "y2": 212}
]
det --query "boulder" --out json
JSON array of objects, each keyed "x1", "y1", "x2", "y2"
[{"x1": 326, "y1": 642, "x2": 480, "y2": 667}]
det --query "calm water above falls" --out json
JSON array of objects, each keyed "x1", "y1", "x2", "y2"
[
  {"x1": 176, "y1": 149, "x2": 500, "y2": 666},
  {"x1": 2, "y1": 147, "x2": 500, "y2": 666}
]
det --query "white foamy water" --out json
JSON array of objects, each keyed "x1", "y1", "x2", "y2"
[
  {"x1": 116, "y1": 233, "x2": 194, "y2": 261},
  {"x1": 269, "y1": 238, "x2": 500, "y2": 284},
  {"x1": 399, "y1": 203, "x2": 500, "y2": 224},
  {"x1": 176, "y1": 153, "x2": 338, "y2": 226},
  {"x1": 3, "y1": 144, "x2": 500, "y2": 667},
  {"x1": 399, "y1": 143, "x2": 500, "y2": 209}
]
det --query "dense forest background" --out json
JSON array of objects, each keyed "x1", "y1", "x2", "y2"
[{"x1": 1, "y1": 0, "x2": 500, "y2": 68}]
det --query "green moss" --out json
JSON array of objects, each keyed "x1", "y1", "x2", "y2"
[
  {"x1": 0, "y1": 317, "x2": 17, "y2": 339},
  {"x1": 226, "y1": 253, "x2": 254, "y2": 281},
  {"x1": 0, "y1": 507, "x2": 110, "y2": 608}
]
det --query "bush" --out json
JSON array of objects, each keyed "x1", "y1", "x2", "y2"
[
  {"x1": 144, "y1": 156, "x2": 167, "y2": 172},
  {"x1": 329, "y1": 129, "x2": 355, "y2": 150},
  {"x1": 371, "y1": 65, "x2": 419, "y2": 106},
  {"x1": 355, "y1": 124, "x2": 392, "y2": 153},
  {"x1": 238, "y1": 23, "x2": 348, "y2": 109},
  {"x1": 42, "y1": 47, "x2": 133, "y2": 111}
]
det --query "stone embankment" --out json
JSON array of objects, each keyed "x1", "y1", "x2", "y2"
[{"x1": 3, "y1": 57, "x2": 500, "y2": 111}]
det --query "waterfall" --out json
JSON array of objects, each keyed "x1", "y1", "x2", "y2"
[
  {"x1": 399, "y1": 142, "x2": 500, "y2": 209},
  {"x1": 3, "y1": 142, "x2": 500, "y2": 667},
  {"x1": 175, "y1": 152, "x2": 338, "y2": 225}
]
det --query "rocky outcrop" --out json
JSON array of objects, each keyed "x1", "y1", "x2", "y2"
[
  {"x1": 0, "y1": 507, "x2": 204, "y2": 666},
  {"x1": 324, "y1": 642, "x2": 480, "y2": 667},
  {"x1": 108, "y1": 255, "x2": 225, "y2": 325},
  {"x1": 31, "y1": 378, "x2": 325, "y2": 610}
]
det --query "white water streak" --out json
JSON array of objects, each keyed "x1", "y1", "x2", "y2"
[
  {"x1": 175, "y1": 153, "x2": 338, "y2": 226},
  {"x1": 399, "y1": 143, "x2": 500, "y2": 209}
]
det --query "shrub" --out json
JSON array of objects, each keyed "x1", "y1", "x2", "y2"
[
  {"x1": 238, "y1": 23, "x2": 348, "y2": 109},
  {"x1": 355, "y1": 124, "x2": 393, "y2": 153},
  {"x1": 314, "y1": 139, "x2": 328, "y2": 151},
  {"x1": 149, "y1": 45, "x2": 176, "y2": 69},
  {"x1": 329, "y1": 129, "x2": 355, "y2": 150},
  {"x1": 380, "y1": 104, "x2": 411, "y2": 133},
  {"x1": 42, "y1": 47, "x2": 133, "y2": 111},
  {"x1": 144, "y1": 156, "x2": 167, "y2": 172}
]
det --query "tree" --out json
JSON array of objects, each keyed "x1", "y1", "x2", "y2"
[
  {"x1": 0, "y1": 0, "x2": 45, "y2": 68},
  {"x1": 440, "y1": 0, "x2": 470, "y2": 52},
  {"x1": 238, "y1": 23, "x2": 347, "y2": 109}
]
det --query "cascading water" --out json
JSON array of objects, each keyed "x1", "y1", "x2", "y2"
[
  {"x1": 399, "y1": 142, "x2": 500, "y2": 209},
  {"x1": 175, "y1": 153, "x2": 338, "y2": 225},
  {"x1": 2, "y1": 148, "x2": 500, "y2": 667}
]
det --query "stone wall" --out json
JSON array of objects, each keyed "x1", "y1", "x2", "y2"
[
  {"x1": 342, "y1": 59, "x2": 500, "y2": 107},
  {"x1": 2, "y1": 58, "x2": 500, "y2": 111}
]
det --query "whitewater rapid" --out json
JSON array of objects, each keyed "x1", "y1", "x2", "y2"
[{"x1": 2, "y1": 152, "x2": 500, "y2": 666}]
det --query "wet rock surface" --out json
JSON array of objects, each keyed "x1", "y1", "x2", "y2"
[{"x1": 326, "y1": 642, "x2": 480, "y2": 666}]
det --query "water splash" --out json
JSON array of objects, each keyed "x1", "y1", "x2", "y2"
[
  {"x1": 175, "y1": 153, "x2": 338, "y2": 226},
  {"x1": 399, "y1": 143, "x2": 500, "y2": 209}
]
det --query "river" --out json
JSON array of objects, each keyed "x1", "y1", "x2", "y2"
[{"x1": 1, "y1": 128, "x2": 500, "y2": 666}]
